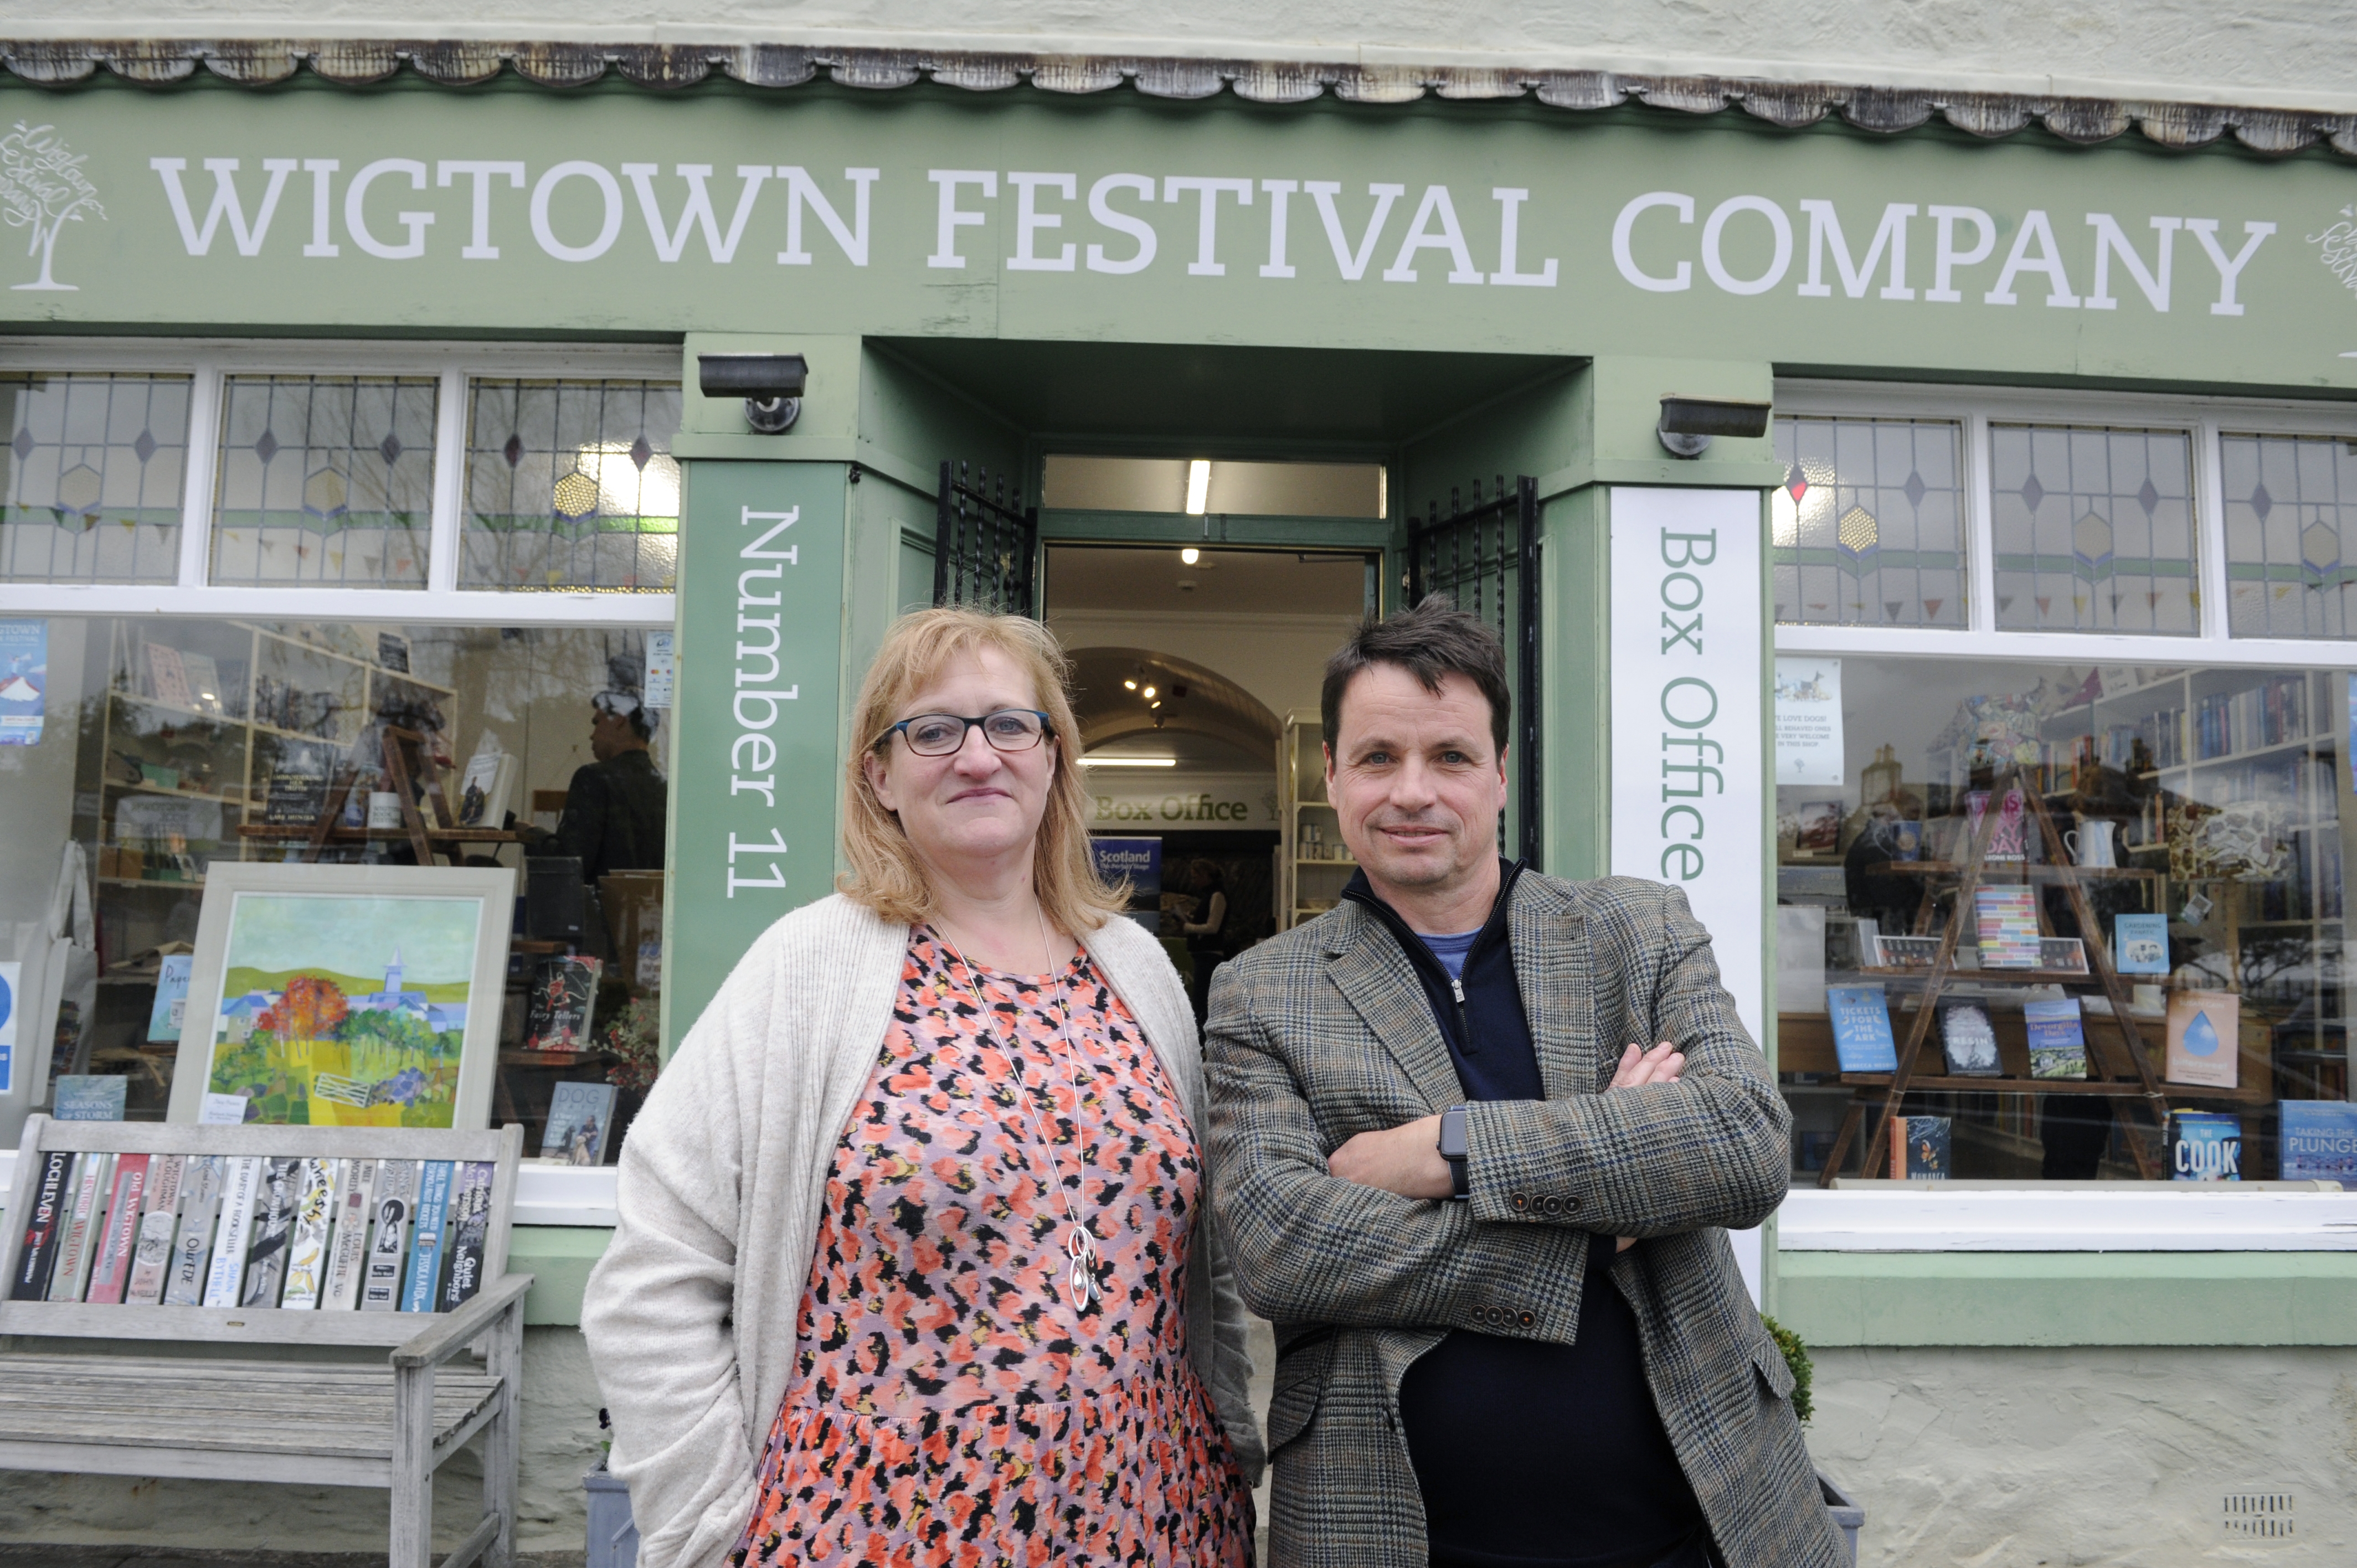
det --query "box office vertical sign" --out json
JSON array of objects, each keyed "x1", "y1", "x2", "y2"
[
  {"x1": 1608, "y1": 487, "x2": 1767, "y2": 1303},
  {"x1": 1607, "y1": 488, "x2": 1766, "y2": 1044},
  {"x1": 666, "y1": 462, "x2": 845, "y2": 1052}
]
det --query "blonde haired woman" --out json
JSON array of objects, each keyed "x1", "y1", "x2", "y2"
[{"x1": 583, "y1": 607, "x2": 1263, "y2": 1568}]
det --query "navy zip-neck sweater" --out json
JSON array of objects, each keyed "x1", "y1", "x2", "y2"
[{"x1": 1342, "y1": 862, "x2": 1704, "y2": 1568}]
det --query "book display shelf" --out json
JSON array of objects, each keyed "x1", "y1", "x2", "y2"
[
  {"x1": 2036, "y1": 667, "x2": 2345, "y2": 1104},
  {"x1": 1280, "y1": 709, "x2": 1355, "y2": 930},
  {"x1": 69, "y1": 619, "x2": 512, "y2": 1117},
  {"x1": 1814, "y1": 765, "x2": 2182, "y2": 1185}
]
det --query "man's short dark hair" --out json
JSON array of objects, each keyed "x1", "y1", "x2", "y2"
[
  {"x1": 1320, "y1": 595, "x2": 1511, "y2": 757},
  {"x1": 595, "y1": 689, "x2": 656, "y2": 741}
]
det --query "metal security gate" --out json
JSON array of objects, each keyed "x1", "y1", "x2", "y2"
[
  {"x1": 933, "y1": 460, "x2": 1039, "y2": 615},
  {"x1": 1407, "y1": 474, "x2": 1541, "y2": 868}
]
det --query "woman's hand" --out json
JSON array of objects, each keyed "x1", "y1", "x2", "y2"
[{"x1": 1610, "y1": 1041, "x2": 1684, "y2": 1251}]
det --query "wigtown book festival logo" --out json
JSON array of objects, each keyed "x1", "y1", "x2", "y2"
[{"x1": 1, "y1": 122, "x2": 104, "y2": 292}]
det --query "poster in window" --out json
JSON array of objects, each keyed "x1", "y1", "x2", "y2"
[
  {"x1": 644, "y1": 631, "x2": 676, "y2": 709},
  {"x1": 0, "y1": 960, "x2": 16, "y2": 1095},
  {"x1": 1773, "y1": 658, "x2": 1844, "y2": 786},
  {"x1": 0, "y1": 620, "x2": 45, "y2": 746}
]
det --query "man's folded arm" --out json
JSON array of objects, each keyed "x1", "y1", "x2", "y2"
[
  {"x1": 1465, "y1": 887, "x2": 1790, "y2": 1235},
  {"x1": 1205, "y1": 970, "x2": 1585, "y2": 1327}
]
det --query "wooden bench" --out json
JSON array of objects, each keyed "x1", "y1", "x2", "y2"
[{"x1": 0, "y1": 1117, "x2": 534, "y2": 1568}]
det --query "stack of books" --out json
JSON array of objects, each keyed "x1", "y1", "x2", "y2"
[{"x1": 1974, "y1": 885, "x2": 2042, "y2": 968}]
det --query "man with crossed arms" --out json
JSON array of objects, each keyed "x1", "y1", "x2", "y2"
[{"x1": 1206, "y1": 598, "x2": 1843, "y2": 1568}]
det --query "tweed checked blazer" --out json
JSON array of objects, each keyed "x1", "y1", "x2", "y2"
[{"x1": 1205, "y1": 870, "x2": 1847, "y2": 1568}]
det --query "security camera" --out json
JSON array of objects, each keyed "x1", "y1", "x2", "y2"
[
  {"x1": 1656, "y1": 395, "x2": 1772, "y2": 458},
  {"x1": 698, "y1": 353, "x2": 809, "y2": 434}
]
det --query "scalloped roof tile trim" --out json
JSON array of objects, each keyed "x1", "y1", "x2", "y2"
[{"x1": 6, "y1": 39, "x2": 2356, "y2": 158}]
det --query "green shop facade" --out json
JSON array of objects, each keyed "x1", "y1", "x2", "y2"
[{"x1": 4, "y1": 50, "x2": 2357, "y2": 1556}]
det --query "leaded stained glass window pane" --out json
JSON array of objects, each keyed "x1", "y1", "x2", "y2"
[
  {"x1": 1989, "y1": 424, "x2": 2197, "y2": 635},
  {"x1": 461, "y1": 379, "x2": 681, "y2": 592},
  {"x1": 0, "y1": 373, "x2": 189, "y2": 584},
  {"x1": 209, "y1": 376, "x2": 438, "y2": 589},
  {"x1": 1770, "y1": 416, "x2": 1967, "y2": 627},
  {"x1": 2221, "y1": 432, "x2": 2357, "y2": 639}
]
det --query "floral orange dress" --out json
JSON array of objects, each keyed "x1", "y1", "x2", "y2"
[{"x1": 733, "y1": 929, "x2": 1254, "y2": 1568}]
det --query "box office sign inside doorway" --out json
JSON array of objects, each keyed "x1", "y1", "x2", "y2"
[{"x1": 1607, "y1": 488, "x2": 1764, "y2": 1046}]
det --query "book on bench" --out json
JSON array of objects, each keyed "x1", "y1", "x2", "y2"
[
  {"x1": 9, "y1": 1152, "x2": 75, "y2": 1301},
  {"x1": 402, "y1": 1162, "x2": 456, "y2": 1314},
  {"x1": 440, "y1": 1161, "x2": 497, "y2": 1311},
  {"x1": 362, "y1": 1162, "x2": 421, "y2": 1312},
  {"x1": 163, "y1": 1157, "x2": 223, "y2": 1307},
  {"x1": 125, "y1": 1154, "x2": 188, "y2": 1306},
  {"x1": 322, "y1": 1158, "x2": 380, "y2": 1311},
  {"x1": 239, "y1": 1157, "x2": 303, "y2": 1308},
  {"x1": 279, "y1": 1158, "x2": 339, "y2": 1311},
  {"x1": 48, "y1": 1153, "x2": 114, "y2": 1303},
  {"x1": 201, "y1": 1157, "x2": 264, "y2": 1308},
  {"x1": 84, "y1": 1154, "x2": 152, "y2": 1305}
]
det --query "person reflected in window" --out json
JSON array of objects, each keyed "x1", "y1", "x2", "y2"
[
  {"x1": 543, "y1": 690, "x2": 667, "y2": 882},
  {"x1": 1181, "y1": 857, "x2": 1231, "y2": 1018}
]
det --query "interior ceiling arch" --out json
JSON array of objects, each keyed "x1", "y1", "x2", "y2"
[{"x1": 1066, "y1": 646, "x2": 1280, "y2": 760}]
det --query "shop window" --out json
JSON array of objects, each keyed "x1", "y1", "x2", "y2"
[
  {"x1": 0, "y1": 615, "x2": 668, "y2": 1154},
  {"x1": 0, "y1": 373, "x2": 190, "y2": 585},
  {"x1": 460, "y1": 379, "x2": 681, "y2": 592},
  {"x1": 209, "y1": 376, "x2": 440, "y2": 589},
  {"x1": 1771, "y1": 416, "x2": 1967, "y2": 628},
  {"x1": 2222, "y1": 432, "x2": 2357, "y2": 640},
  {"x1": 1990, "y1": 424, "x2": 2198, "y2": 635},
  {"x1": 1776, "y1": 654, "x2": 2348, "y2": 1184}
]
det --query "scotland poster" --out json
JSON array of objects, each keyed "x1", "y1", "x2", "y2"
[{"x1": 205, "y1": 893, "x2": 481, "y2": 1126}]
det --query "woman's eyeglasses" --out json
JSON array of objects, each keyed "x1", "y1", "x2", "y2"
[{"x1": 878, "y1": 709, "x2": 1054, "y2": 757}]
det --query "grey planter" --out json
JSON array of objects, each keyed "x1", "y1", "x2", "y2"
[
  {"x1": 1819, "y1": 1470, "x2": 1865, "y2": 1564},
  {"x1": 584, "y1": 1463, "x2": 641, "y2": 1568}
]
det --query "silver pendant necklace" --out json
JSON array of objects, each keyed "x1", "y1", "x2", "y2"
[{"x1": 934, "y1": 911, "x2": 1107, "y2": 1314}]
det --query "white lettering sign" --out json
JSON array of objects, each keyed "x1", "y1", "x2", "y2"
[
  {"x1": 123, "y1": 156, "x2": 2289, "y2": 323},
  {"x1": 726, "y1": 506, "x2": 798, "y2": 894},
  {"x1": 1608, "y1": 487, "x2": 1764, "y2": 1043},
  {"x1": 1608, "y1": 487, "x2": 1764, "y2": 1304}
]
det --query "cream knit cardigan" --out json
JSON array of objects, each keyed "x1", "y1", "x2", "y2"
[{"x1": 581, "y1": 893, "x2": 1267, "y2": 1568}]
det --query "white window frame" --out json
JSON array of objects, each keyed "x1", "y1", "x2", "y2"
[
  {"x1": 1773, "y1": 379, "x2": 2357, "y2": 671},
  {"x1": 1770, "y1": 379, "x2": 2357, "y2": 1251},
  {"x1": 0, "y1": 337, "x2": 680, "y2": 627}
]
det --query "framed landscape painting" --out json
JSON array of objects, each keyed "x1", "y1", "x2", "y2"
[{"x1": 165, "y1": 863, "x2": 516, "y2": 1128}]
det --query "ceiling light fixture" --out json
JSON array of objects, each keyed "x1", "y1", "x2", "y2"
[
  {"x1": 1141, "y1": 685, "x2": 1157, "y2": 699},
  {"x1": 1181, "y1": 546, "x2": 1200, "y2": 565},
  {"x1": 1080, "y1": 756, "x2": 1177, "y2": 767},
  {"x1": 1185, "y1": 459, "x2": 1211, "y2": 515},
  {"x1": 1123, "y1": 678, "x2": 1137, "y2": 690}
]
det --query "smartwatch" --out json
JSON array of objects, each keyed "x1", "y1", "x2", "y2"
[{"x1": 1437, "y1": 1105, "x2": 1471, "y2": 1201}]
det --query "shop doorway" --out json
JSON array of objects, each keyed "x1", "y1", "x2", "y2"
[
  {"x1": 1042, "y1": 537, "x2": 1372, "y2": 1015},
  {"x1": 881, "y1": 334, "x2": 1582, "y2": 942}
]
